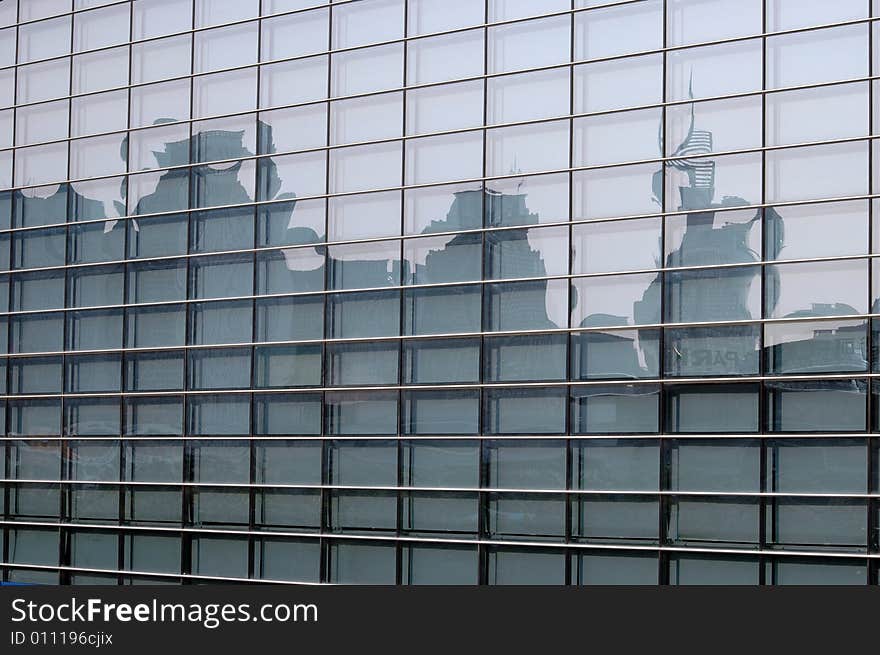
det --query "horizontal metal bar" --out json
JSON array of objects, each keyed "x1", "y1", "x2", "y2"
[
  {"x1": 0, "y1": 479, "x2": 875, "y2": 498},
  {"x1": 0, "y1": 248, "x2": 875, "y2": 319},
  {"x1": 0, "y1": 519, "x2": 875, "y2": 560},
  {"x1": 0, "y1": 433, "x2": 875, "y2": 442},
  {"x1": 0, "y1": 369, "x2": 874, "y2": 400},
  {"x1": 0, "y1": 309, "x2": 873, "y2": 361}
]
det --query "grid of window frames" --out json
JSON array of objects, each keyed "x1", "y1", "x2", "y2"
[{"x1": 1, "y1": 0, "x2": 880, "y2": 585}]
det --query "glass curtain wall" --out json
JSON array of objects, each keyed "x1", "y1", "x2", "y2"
[{"x1": 0, "y1": 0, "x2": 878, "y2": 585}]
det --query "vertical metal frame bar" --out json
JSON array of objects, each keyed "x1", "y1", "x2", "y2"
[
  {"x1": 867, "y1": 0, "x2": 878, "y2": 584},
  {"x1": 476, "y1": 0, "x2": 490, "y2": 587},
  {"x1": 318, "y1": 0, "x2": 334, "y2": 586},
  {"x1": 0, "y1": 0, "x2": 18, "y2": 582},
  {"x1": 758, "y1": 0, "x2": 769, "y2": 586},
  {"x1": 179, "y1": 0, "x2": 197, "y2": 583},
  {"x1": 564, "y1": 0, "x2": 576, "y2": 587},
  {"x1": 657, "y1": 0, "x2": 669, "y2": 586},
  {"x1": 396, "y1": 0, "x2": 410, "y2": 587}
]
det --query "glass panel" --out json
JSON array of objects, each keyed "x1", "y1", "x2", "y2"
[
  {"x1": 189, "y1": 300, "x2": 253, "y2": 345},
  {"x1": 260, "y1": 56, "x2": 328, "y2": 108},
  {"x1": 768, "y1": 380, "x2": 867, "y2": 432},
  {"x1": 488, "y1": 492, "x2": 566, "y2": 540},
  {"x1": 489, "y1": 15, "x2": 570, "y2": 74},
  {"x1": 407, "y1": 0, "x2": 484, "y2": 35},
  {"x1": 404, "y1": 233, "x2": 482, "y2": 285},
  {"x1": 484, "y1": 388, "x2": 567, "y2": 435},
  {"x1": 330, "y1": 142, "x2": 402, "y2": 194},
  {"x1": 576, "y1": 551, "x2": 659, "y2": 585},
  {"x1": 767, "y1": 83, "x2": 869, "y2": 147},
  {"x1": 571, "y1": 273, "x2": 659, "y2": 328},
  {"x1": 328, "y1": 290, "x2": 400, "y2": 339},
  {"x1": 571, "y1": 328, "x2": 660, "y2": 380},
  {"x1": 767, "y1": 439, "x2": 867, "y2": 494},
  {"x1": 407, "y1": 29, "x2": 483, "y2": 85},
  {"x1": 667, "y1": 39, "x2": 762, "y2": 102},
  {"x1": 132, "y1": 34, "x2": 192, "y2": 84},
  {"x1": 571, "y1": 495, "x2": 659, "y2": 543},
  {"x1": 487, "y1": 547, "x2": 566, "y2": 585},
  {"x1": 403, "y1": 390, "x2": 480, "y2": 435},
  {"x1": 574, "y1": 439, "x2": 659, "y2": 491},
  {"x1": 766, "y1": 259, "x2": 867, "y2": 319},
  {"x1": 573, "y1": 218, "x2": 661, "y2": 275},
  {"x1": 328, "y1": 240, "x2": 401, "y2": 290},
  {"x1": 326, "y1": 342, "x2": 398, "y2": 386},
  {"x1": 665, "y1": 325, "x2": 761, "y2": 377},
  {"x1": 486, "y1": 225, "x2": 569, "y2": 279},
  {"x1": 486, "y1": 120, "x2": 569, "y2": 177},
  {"x1": 486, "y1": 440, "x2": 566, "y2": 490},
  {"x1": 767, "y1": 24, "x2": 867, "y2": 89},
  {"x1": 329, "y1": 440, "x2": 397, "y2": 486},
  {"x1": 406, "y1": 80, "x2": 484, "y2": 135},
  {"x1": 74, "y1": 3, "x2": 129, "y2": 51},
  {"x1": 767, "y1": 200, "x2": 868, "y2": 261},
  {"x1": 486, "y1": 279, "x2": 569, "y2": 331},
  {"x1": 669, "y1": 0, "x2": 762, "y2": 45},
  {"x1": 18, "y1": 15, "x2": 70, "y2": 63},
  {"x1": 332, "y1": 0, "x2": 403, "y2": 49},
  {"x1": 402, "y1": 545, "x2": 479, "y2": 585},
  {"x1": 404, "y1": 285, "x2": 481, "y2": 336},
  {"x1": 766, "y1": 141, "x2": 868, "y2": 204},
  {"x1": 253, "y1": 393, "x2": 322, "y2": 435},
  {"x1": 667, "y1": 384, "x2": 759, "y2": 434},
  {"x1": 571, "y1": 385, "x2": 660, "y2": 434},
  {"x1": 261, "y1": 8, "x2": 328, "y2": 61},
  {"x1": 403, "y1": 338, "x2": 480, "y2": 384},
  {"x1": 331, "y1": 43, "x2": 403, "y2": 97},
  {"x1": 325, "y1": 391, "x2": 398, "y2": 435},
  {"x1": 484, "y1": 334, "x2": 567, "y2": 382},
  {"x1": 406, "y1": 132, "x2": 483, "y2": 185},
  {"x1": 134, "y1": 0, "x2": 193, "y2": 40},
  {"x1": 254, "y1": 295, "x2": 324, "y2": 342},
  {"x1": 194, "y1": 22, "x2": 258, "y2": 73},
  {"x1": 765, "y1": 320, "x2": 868, "y2": 375}
]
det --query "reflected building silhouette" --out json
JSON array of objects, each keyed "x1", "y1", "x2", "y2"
[{"x1": 8, "y1": 112, "x2": 864, "y2": 384}]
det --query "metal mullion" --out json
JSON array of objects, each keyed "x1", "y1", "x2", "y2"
[
  {"x1": 563, "y1": 0, "x2": 576, "y2": 587},
  {"x1": 246, "y1": 0, "x2": 264, "y2": 584},
  {"x1": 758, "y1": 0, "x2": 769, "y2": 586},
  {"x1": 0, "y1": 0, "x2": 17, "y2": 584},
  {"x1": 179, "y1": 0, "x2": 197, "y2": 585},
  {"x1": 476, "y1": 0, "x2": 489, "y2": 587},
  {"x1": 114, "y1": 0, "x2": 136, "y2": 586},
  {"x1": 318, "y1": 0, "x2": 333, "y2": 586},
  {"x1": 868, "y1": 0, "x2": 878, "y2": 578},
  {"x1": 657, "y1": 0, "x2": 669, "y2": 587},
  {"x1": 394, "y1": 0, "x2": 409, "y2": 589},
  {"x1": 55, "y1": 0, "x2": 76, "y2": 584}
]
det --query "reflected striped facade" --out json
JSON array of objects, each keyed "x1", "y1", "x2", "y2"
[{"x1": 1, "y1": 0, "x2": 880, "y2": 585}]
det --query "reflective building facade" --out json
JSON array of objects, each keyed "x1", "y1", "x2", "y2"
[{"x1": 1, "y1": 0, "x2": 880, "y2": 585}]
